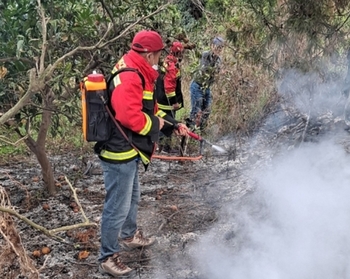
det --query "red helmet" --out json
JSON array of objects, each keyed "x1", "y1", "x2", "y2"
[
  {"x1": 131, "y1": 30, "x2": 164, "y2": 52},
  {"x1": 170, "y1": 41, "x2": 184, "y2": 54}
]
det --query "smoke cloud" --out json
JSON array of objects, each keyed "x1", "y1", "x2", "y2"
[
  {"x1": 193, "y1": 139, "x2": 350, "y2": 278},
  {"x1": 191, "y1": 66, "x2": 350, "y2": 279}
]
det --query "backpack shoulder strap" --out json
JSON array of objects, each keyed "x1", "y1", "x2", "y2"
[{"x1": 106, "y1": 67, "x2": 145, "y2": 90}]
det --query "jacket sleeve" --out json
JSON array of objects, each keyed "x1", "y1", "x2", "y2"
[
  {"x1": 163, "y1": 61, "x2": 178, "y2": 105},
  {"x1": 111, "y1": 73, "x2": 159, "y2": 136},
  {"x1": 175, "y1": 74, "x2": 183, "y2": 108},
  {"x1": 155, "y1": 108, "x2": 178, "y2": 137}
]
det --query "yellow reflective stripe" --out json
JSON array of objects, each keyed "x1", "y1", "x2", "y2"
[
  {"x1": 113, "y1": 75, "x2": 121, "y2": 87},
  {"x1": 156, "y1": 110, "x2": 166, "y2": 117},
  {"x1": 166, "y1": 91, "x2": 176, "y2": 98},
  {"x1": 158, "y1": 103, "x2": 173, "y2": 110},
  {"x1": 111, "y1": 66, "x2": 118, "y2": 74},
  {"x1": 100, "y1": 149, "x2": 138, "y2": 160},
  {"x1": 139, "y1": 152, "x2": 150, "y2": 165},
  {"x1": 112, "y1": 66, "x2": 122, "y2": 87},
  {"x1": 176, "y1": 70, "x2": 181, "y2": 77},
  {"x1": 143, "y1": 90, "x2": 153, "y2": 100},
  {"x1": 139, "y1": 113, "x2": 151, "y2": 135},
  {"x1": 101, "y1": 148, "x2": 150, "y2": 165}
]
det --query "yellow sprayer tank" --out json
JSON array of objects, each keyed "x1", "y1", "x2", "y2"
[{"x1": 80, "y1": 72, "x2": 110, "y2": 142}]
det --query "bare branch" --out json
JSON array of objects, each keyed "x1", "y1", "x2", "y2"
[
  {"x1": 0, "y1": 203, "x2": 97, "y2": 241},
  {"x1": 0, "y1": 229, "x2": 20, "y2": 258},
  {"x1": 46, "y1": 2, "x2": 171, "y2": 79},
  {"x1": 64, "y1": 176, "x2": 89, "y2": 223},
  {"x1": 0, "y1": 2, "x2": 172, "y2": 126},
  {"x1": 0, "y1": 57, "x2": 35, "y2": 66},
  {"x1": 37, "y1": 0, "x2": 49, "y2": 74},
  {"x1": 98, "y1": 0, "x2": 118, "y2": 34},
  {"x1": 0, "y1": 69, "x2": 42, "y2": 126},
  {"x1": 0, "y1": 179, "x2": 97, "y2": 242},
  {"x1": 0, "y1": 206, "x2": 63, "y2": 240},
  {"x1": 0, "y1": 135, "x2": 29, "y2": 146}
]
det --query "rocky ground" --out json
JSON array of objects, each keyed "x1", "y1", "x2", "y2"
[{"x1": 1, "y1": 94, "x2": 350, "y2": 278}]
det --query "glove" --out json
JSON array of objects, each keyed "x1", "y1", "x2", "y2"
[
  {"x1": 174, "y1": 123, "x2": 190, "y2": 136},
  {"x1": 172, "y1": 103, "x2": 180, "y2": 110}
]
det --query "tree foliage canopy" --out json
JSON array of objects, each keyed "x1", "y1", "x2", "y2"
[{"x1": 1, "y1": 0, "x2": 350, "y2": 194}]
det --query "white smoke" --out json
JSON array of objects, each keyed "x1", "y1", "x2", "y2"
[
  {"x1": 193, "y1": 139, "x2": 350, "y2": 279},
  {"x1": 277, "y1": 68, "x2": 345, "y2": 117},
  {"x1": 191, "y1": 64, "x2": 350, "y2": 278}
]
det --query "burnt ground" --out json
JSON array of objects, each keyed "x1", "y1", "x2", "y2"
[
  {"x1": 0, "y1": 132, "x2": 243, "y2": 279},
  {"x1": 1, "y1": 98, "x2": 350, "y2": 279}
]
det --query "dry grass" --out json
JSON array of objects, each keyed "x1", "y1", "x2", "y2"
[{"x1": 180, "y1": 51, "x2": 277, "y2": 139}]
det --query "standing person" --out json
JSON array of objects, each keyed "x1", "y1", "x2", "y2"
[
  {"x1": 187, "y1": 36, "x2": 225, "y2": 131},
  {"x1": 156, "y1": 41, "x2": 185, "y2": 152},
  {"x1": 95, "y1": 30, "x2": 189, "y2": 277}
]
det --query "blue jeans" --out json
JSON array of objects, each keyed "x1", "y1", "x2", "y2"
[
  {"x1": 189, "y1": 81, "x2": 212, "y2": 128},
  {"x1": 98, "y1": 159, "x2": 140, "y2": 262}
]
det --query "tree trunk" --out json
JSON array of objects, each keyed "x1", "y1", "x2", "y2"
[
  {"x1": 24, "y1": 89, "x2": 57, "y2": 196},
  {"x1": 24, "y1": 136, "x2": 56, "y2": 196}
]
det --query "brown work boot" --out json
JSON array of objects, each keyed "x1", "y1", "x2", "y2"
[
  {"x1": 121, "y1": 229, "x2": 156, "y2": 250},
  {"x1": 99, "y1": 253, "x2": 134, "y2": 278}
]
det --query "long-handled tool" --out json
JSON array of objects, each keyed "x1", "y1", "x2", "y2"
[{"x1": 163, "y1": 120, "x2": 227, "y2": 153}]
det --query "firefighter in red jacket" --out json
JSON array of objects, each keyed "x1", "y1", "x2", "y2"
[
  {"x1": 156, "y1": 41, "x2": 185, "y2": 117},
  {"x1": 155, "y1": 41, "x2": 185, "y2": 152},
  {"x1": 96, "y1": 30, "x2": 189, "y2": 278}
]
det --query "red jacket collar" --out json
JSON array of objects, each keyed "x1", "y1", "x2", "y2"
[{"x1": 125, "y1": 50, "x2": 159, "y2": 82}]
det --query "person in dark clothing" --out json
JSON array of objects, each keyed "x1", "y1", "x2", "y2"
[{"x1": 187, "y1": 37, "x2": 224, "y2": 131}]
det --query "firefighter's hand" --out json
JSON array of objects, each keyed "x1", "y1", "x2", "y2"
[
  {"x1": 158, "y1": 117, "x2": 165, "y2": 130},
  {"x1": 172, "y1": 103, "x2": 180, "y2": 110},
  {"x1": 174, "y1": 123, "x2": 189, "y2": 136}
]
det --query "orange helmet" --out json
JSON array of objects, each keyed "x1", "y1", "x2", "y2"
[{"x1": 170, "y1": 41, "x2": 184, "y2": 55}]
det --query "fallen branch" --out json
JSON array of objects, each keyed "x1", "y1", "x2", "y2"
[
  {"x1": 0, "y1": 228, "x2": 20, "y2": 258},
  {"x1": 0, "y1": 187, "x2": 39, "y2": 278},
  {"x1": 0, "y1": 135, "x2": 28, "y2": 146},
  {"x1": 0, "y1": 176, "x2": 98, "y2": 242},
  {"x1": 64, "y1": 176, "x2": 89, "y2": 223}
]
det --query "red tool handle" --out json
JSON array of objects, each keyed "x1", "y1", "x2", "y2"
[
  {"x1": 172, "y1": 122, "x2": 203, "y2": 141},
  {"x1": 188, "y1": 131, "x2": 202, "y2": 141}
]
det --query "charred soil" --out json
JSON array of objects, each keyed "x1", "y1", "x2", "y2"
[
  {"x1": 1, "y1": 104, "x2": 350, "y2": 278},
  {"x1": 0, "y1": 142, "x2": 241, "y2": 279}
]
